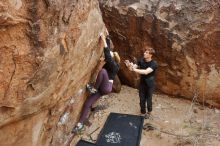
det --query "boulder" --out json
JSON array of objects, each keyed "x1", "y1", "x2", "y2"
[
  {"x1": 100, "y1": 0, "x2": 220, "y2": 108},
  {"x1": 0, "y1": 0, "x2": 105, "y2": 145}
]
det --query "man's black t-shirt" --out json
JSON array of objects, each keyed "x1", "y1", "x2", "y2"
[{"x1": 138, "y1": 58, "x2": 157, "y2": 86}]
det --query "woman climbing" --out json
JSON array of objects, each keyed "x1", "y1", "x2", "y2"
[{"x1": 71, "y1": 30, "x2": 120, "y2": 133}]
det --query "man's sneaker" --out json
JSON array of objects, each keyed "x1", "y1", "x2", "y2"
[
  {"x1": 141, "y1": 109, "x2": 146, "y2": 114},
  {"x1": 71, "y1": 122, "x2": 84, "y2": 134},
  {"x1": 86, "y1": 83, "x2": 97, "y2": 94},
  {"x1": 144, "y1": 112, "x2": 152, "y2": 119}
]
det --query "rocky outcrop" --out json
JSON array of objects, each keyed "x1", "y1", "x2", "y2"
[
  {"x1": 100, "y1": 0, "x2": 220, "y2": 107},
  {"x1": 0, "y1": 0, "x2": 106, "y2": 146}
]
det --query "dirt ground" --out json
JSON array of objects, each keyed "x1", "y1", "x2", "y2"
[{"x1": 71, "y1": 85, "x2": 220, "y2": 146}]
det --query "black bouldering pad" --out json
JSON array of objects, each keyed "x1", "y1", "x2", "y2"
[
  {"x1": 96, "y1": 112, "x2": 144, "y2": 146},
  {"x1": 76, "y1": 140, "x2": 97, "y2": 146}
]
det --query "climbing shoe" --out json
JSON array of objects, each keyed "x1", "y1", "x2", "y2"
[
  {"x1": 71, "y1": 122, "x2": 84, "y2": 134},
  {"x1": 86, "y1": 83, "x2": 97, "y2": 94}
]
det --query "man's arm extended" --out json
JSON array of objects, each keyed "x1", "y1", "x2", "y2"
[
  {"x1": 132, "y1": 67, "x2": 153, "y2": 75},
  {"x1": 124, "y1": 60, "x2": 138, "y2": 69},
  {"x1": 124, "y1": 59, "x2": 153, "y2": 75}
]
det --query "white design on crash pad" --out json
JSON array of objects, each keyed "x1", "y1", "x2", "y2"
[{"x1": 105, "y1": 132, "x2": 122, "y2": 143}]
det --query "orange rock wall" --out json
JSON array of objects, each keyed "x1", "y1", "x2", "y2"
[{"x1": 0, "y1": 0, "x2": 105, "y2": 145}]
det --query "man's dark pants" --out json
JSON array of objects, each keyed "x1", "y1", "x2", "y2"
[{"x1": 139, "y1": 79, "x2": 155, "y2": 114}]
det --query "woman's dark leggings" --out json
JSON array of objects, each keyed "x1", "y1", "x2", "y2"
[{"x1": 79, "y1": 69, "x2": 112, "y2": 123}]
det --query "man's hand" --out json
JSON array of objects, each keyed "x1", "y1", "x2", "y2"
[
  {"x1": 124, "y1": 60, "x2": 133, "y2": 71},
  {"x1": 129, "y1": 62, "x2": 133, "y2": 71},
  {"x1": 124, "y1": 60, "x2": 130, "y2": 67}
]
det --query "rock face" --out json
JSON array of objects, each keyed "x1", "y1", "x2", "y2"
[
  {"x1": 100, "y1": 0, "x2": 220, "y2": 107},
  {"x1": 0, "y1": 0, "x2": 106, "y2": 146}
]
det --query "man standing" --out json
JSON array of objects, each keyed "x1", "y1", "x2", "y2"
[{"x1": 125, "y1": 47, "x2": 157, "y2": 118}]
